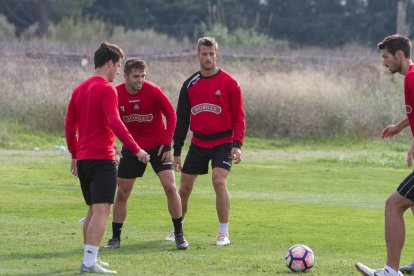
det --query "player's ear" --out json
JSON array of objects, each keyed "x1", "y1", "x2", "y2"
[{"x1": 396, "y1": 49, "x2": 405, "y2": 60}]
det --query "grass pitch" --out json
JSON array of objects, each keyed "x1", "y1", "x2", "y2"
[{"x1": 1, "y1": 137, "x2": 414, "y2": 275}]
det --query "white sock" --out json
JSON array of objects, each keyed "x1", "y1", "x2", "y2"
[
  {"x1": 384, "y1": 265, "x2": 400, "y2": 276},
  {"x1": 83, "y1": 245, "x2": 99, "y2": 267},
  {"x1": 218, "y1": 223, "x2": 229, "y2": 236}
]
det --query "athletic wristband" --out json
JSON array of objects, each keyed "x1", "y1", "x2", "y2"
[
  {"x1": 233, "y1": 140, "x2": 242, "y2": 148},
  {"x1": 173, "y1": 147, "x2": 182, "y2": 157},
  {"x1": 161, "y1": 144, "x2": 171, "y2": 154}
]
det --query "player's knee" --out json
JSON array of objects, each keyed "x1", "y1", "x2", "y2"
[
  {"x1": 116, "y1": 188, "x2": 131, "y2": 201},
  {"x1": 179, "y1": 186, "x2": 191, "y2": 199},
  {"x1": 385, "y1": 193, "x2": 408, "y2": 214},
  {"x1": 213, "y1": 178, "x2": 226, "y2": 190},
  {"x1": 163, "y1": 184, "x2": 177, "y2": 197}
]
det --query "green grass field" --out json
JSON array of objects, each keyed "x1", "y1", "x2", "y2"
[{"x1": 2, "y1": 137, "x2": 414, "y2": 275}]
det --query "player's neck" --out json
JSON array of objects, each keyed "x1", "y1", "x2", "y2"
[
  {"x1": 125, "y1": 85, "x2": 139, "y2": 95},
  {"x1": 95, "y1": 68, "x2": 111, "y2": 82},
  {"x1": 200, "y1": 67, "x2": 219, "y2": 77},
  {"x1": 401, "y1": 59, "x2": 414, "y2": 76}
]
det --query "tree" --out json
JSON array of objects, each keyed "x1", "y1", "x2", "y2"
[{"x1": 0, "y1": 0, "x2": 94, "y2": 36}]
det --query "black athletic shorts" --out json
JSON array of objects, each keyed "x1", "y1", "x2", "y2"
[
  {"x1": 117, "y1": 146, "x2": 173, "y2": 179},
  {"x1": 77, "y1": 159, "x2": 117, "y2": 205},
  {"x1": 181, "y1": 143, "x2": 233, "y2": 175},
  {"x1": 397, "y1": 171, "x2": 414, "y2": 201}
]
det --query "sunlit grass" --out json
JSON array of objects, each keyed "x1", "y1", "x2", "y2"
[{"x1": 1, "y1": 138, "x2": 414, "y2": 274}]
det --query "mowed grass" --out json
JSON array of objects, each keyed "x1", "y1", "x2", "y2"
[{"x1": 1, "y1": 137, "x2": 414, "y2": 275}]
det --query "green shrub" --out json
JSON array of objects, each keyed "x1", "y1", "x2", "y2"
[
  {"x1": 0, "y1": 14, "x2": 16, "y2": 41},
  {"x1": 199, "y1": 23, "x2": 288, "y2": 50}
]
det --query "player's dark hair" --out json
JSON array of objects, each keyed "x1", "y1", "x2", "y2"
[
  {"x1": 94, "y1": 42, "x2": 125, "y2": 69},
  {"x1": 197, "y1": 37, "x2": 218, "y2": 52},
  {"x1": 377, "y1": 35, "x2": 412, "y2": 58},
  {"x1": 124, "y1": 58, "x2": 148, "y2": 75}
]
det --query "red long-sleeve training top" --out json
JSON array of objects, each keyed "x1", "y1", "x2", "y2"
[
  {"x1": 116, "y1": 81, "x2": 176, "y2": 150},
  {"x1": 65, "y1": 76, "x2": 141, "y2": 160},
  {"x1": 174, "y1": 69, "x2": 246, "y2": 156}
]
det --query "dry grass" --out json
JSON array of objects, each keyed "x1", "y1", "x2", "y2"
[{"x1": 0, "y1": 54, "x2": 406, "y2": 139}]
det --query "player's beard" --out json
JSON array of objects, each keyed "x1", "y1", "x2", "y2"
[
  {"x1": 389, "y1": 59, "x2": 402, "y2": 74},
  {"x1": 127, "y1": 82, "x2": 142, "y2": 91},
  {"x1": 201, "y1": 61, "x2": 215, "y2": 72}
]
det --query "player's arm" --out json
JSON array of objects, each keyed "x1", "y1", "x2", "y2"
[
  {"x1": 407, "y1": 140, "x2": 414, "y2": 167},
  {"x1": 103, "y1": 87, "x2": 150, "y2": 163},
  {"x1": 173, "y1": 83, "x2": 191, "y2": 171},
  {"x1": 381, "y1": 118, "x2": 409, "y2": 139},
  {"x1": 385, "y1": 73, "x2": 414, "y2": 139},
  {"x1": 65, "y1": 92, "x2": 79, "y2": 175},
  {"x1": 230, "y1": 83, "x2": 246, "y2": 164},
  {"x1": 156, "y1": 87, "x2": 177, "y2": 162}
]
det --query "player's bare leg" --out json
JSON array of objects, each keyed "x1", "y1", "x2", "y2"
[
  {"x1": 113, "y1": 178, "x2": 136, "y2": 223},
  {"x1": 159, "y1": 169, "x2": 188, "y2": 249},
  {"x1": 81, "y1": 203, "x2": 116, "y2": 273},
  {"x1": 212, "y1": 168, "x2": 230, "y2": 224},
  {"x1": 400, "y1": 207, "x2": 414, "y2": 273},
  {"x1": 158, "y1": 170, "x2": 182, "y2": 218},
  {"x1": 384, "y1": 192, "x2": 412, "y2": 271},
  {"x1": 178, "y1": 173, "x2": 198, "y2": 218},
  {"x1": 212, "y1": 167, "x2": 231, "y2": 246},
  {"x1": 105, "y1": 178, "x2": 135, "y2": 249}
]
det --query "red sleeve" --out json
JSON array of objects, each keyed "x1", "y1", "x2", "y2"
[
  {"x1": 102, "y1": 87, "x2": 141, "y2": 154},
  {"x1": 65, "y1": 92, "x2": 78, "y2": 159},
  {"x1": 230, "y1": 82, "x2": 246, "y2": 145},
  {"x1": 157, "y1": 88, "x2": 177, "y2": 146}
]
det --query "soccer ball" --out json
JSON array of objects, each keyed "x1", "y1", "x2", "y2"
[{"x1": 284, "y1": 244, "x2": 314, "y2": 272}]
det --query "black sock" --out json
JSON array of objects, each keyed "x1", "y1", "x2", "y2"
[
  {"x1": 112, "y1": 222, "x2": 123, "y2": 240},
  {"x1": 172, "y1": 217, "x2": 183, "y2": 234}
]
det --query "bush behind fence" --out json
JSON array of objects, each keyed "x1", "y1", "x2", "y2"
[{"x1": 0, "y1": 55, "x2": 406, "y2": 140}]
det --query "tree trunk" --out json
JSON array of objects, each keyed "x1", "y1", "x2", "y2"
[{"x1": 397, "y1": 0, "x2": 409, "y2": 36}]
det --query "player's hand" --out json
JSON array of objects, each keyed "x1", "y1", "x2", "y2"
[
  {"x1": 173, "y1": 156, "x2": 182, "y2": 172},
  {"x1": 407, "y1": 142, "x2": 414, "y2": 168},
  {"x1": 136, "y1": 149, "x2": 150, "y2": 164},
  {"x1": 70, "y1": 159, "x2": 78, "y2": 176},
  {"x1": 157, "y1": 145, "x2": 172, "y2": 163},
  {"x1": 381, "y1": 124, "x2": 401, "y2": 139},
  {"x1": 115, "y1": 148, "x2": 123, "y2": 165},
  {"x1": 231, "y1": 147, "x2": 242, "y2": 164}
]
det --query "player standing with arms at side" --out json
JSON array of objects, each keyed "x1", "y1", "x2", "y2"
[
  {"x1": 167, "y1": 37, "x2": 245, "y2": 246},
  {"x1": 65, "y1": 42, "x2": 149, "y2": 274},
  {"x1": 104, "y1": 58, "x2": 188, "y2": 250},
  {"x1": 355, "y1": 35, "x2": 414, "y2": 276}
]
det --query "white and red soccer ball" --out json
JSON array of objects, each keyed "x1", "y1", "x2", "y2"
[{"x1": 284, "y1": 244, "x2": 314, "y2": 272}]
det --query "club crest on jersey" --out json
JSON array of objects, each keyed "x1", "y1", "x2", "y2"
[
  {"x1": 407, "y1": 105, "x2": 413, "y2": 114},
  {"x1": 120, "y1": 106, "x2": 125, "y2": 112},
  {"x1": 191, "y1": 103, "x2": 222, "y2": 115},
  {"x1": 215, "y1": 90, "x2": 221, "y2": 97},
  {"x1": 133, "y1": 104, "x2": 139, "y2": 111}
]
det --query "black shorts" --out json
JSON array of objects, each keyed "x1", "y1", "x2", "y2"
[
  {"x1": 117, "y1": 146, "x2": 173, "y2": 179},
  {"x1": 397, "y1": 171, "x2": 414, "y2": 201},
  {"x1": 181, "y1": 143, "x2": 232, "y2": 175},
  {"x1": 77, "y1": 159, "x2": 117, "y2": 205}
]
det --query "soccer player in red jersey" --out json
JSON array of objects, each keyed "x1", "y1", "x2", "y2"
[
  {"x1": 169, "y1": 37, "x2": 246, "y2": 246},
  {"x1": 356, "y1": 35, "x2": 414, "y2": 276},
  {"x1": 104, "y1": 58, "x2": 188, "y2": 250},
  {"x1": 65, "y1": 42, "x2": 149, "y2": 274}
]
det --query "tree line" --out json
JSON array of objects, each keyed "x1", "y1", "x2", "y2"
[{"x1": 0, "y1": 0, "x2": 412, "y2": 47}]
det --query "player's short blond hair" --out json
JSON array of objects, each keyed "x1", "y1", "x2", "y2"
[
  {"x1": 124, "y1": 58, "x2": 148, "y2": 75},
  {"x1": 197, "y1": 37, "x2": 218, "y2": 52}
]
